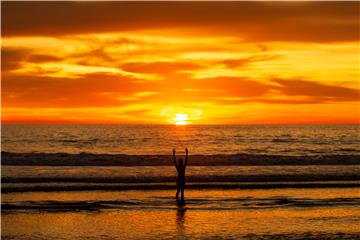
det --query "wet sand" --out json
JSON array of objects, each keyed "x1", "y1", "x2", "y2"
[{"x1": 2, "y1": 189, "x2": 360, "y2": 239}]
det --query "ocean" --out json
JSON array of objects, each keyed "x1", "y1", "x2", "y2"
[
  {"x1": 2, "y1": 124, "x2": 360, "y2": 239},
  {"x1": 2, "y1": 124, "x2": 360, "y2": 155}
]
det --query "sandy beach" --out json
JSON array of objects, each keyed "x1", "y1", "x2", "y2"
[{"x1": 3, "y1": 189, "x2": 360, "y2": 239}]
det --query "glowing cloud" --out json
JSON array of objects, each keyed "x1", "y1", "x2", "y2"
[{"x1": 1, "y1": 2, "x2": 359, "y2": 124}]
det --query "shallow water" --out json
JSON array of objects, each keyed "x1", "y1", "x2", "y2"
[
  {"x1": 4, "y1": 165, "x2": 360, "y2": 181},
  {"x1": 2, "y1": 189, "x2": 360, "y2": 240},
  {"x1": 3, "y1": 165, "x2": 360, "y2": 193}
]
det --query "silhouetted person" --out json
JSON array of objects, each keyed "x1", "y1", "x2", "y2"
[{"x1": 173, "y1": 148, "x2": 188, "y2": 201}]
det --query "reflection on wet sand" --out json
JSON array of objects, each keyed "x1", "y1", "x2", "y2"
[
  {"x1": 176, "y1": 201, "x2": 187, "y2": 239},
  {"x1": 2, "y1": 189, "x2": 360, "y2": 239}
]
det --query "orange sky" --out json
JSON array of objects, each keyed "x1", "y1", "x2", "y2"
[{"x1": 1, "y1": 2, "x2": 359, "y2": 124}]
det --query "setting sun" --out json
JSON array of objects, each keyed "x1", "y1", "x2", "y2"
[
  {"x1": 173, "y1": 113, "x2": 189, "y2": 125},
  {"x1": 161, "y1": 107, "x2": 202, "y2": 125}
]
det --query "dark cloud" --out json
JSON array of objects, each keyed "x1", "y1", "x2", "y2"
[
  {"x1": 121, "y1": 61, "x2": 203, "y2": 75},
  {"x1": 220, "y1": 54, "x2": 280, "y2": 68},
  {"x1": 2, "y1": 73, "x2": 154, "y2": 107},
  {"x1": 192, "y1": 77, "x2": 272, "y2": 97},
  {"x1": 27, "y1": 54, "x2": 61, "y2": 63},
  {"x1": 215, "y1": 97, "x2": 328, "y2": 105},
  {"x1": 186, "y1": 77, "x2": 360, "y2": 104},
  {"x1": 272, "y1": 78, "x2": 360, "y2": 102},
  {"x1": 2, "y1": 46, "x2": 116, "y2": 70},
  {"x1": 2, "y1": 47, "x2": 62, "y2": 71},
  {"x1": 1, "y1": 48, "x2": 31, "y2": 71},
  {"x1": 71, "y1": 47, "x2": 115, "y2": 66},
  {"x1": 2, "y1": 70, "x2": 359, "y2": 108},
  {"x1": 2, "y1": 2, "x2": 358, "y2": 42}
]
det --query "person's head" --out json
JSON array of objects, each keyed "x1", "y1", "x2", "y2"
[{"x1": 178, "y1": 158, "x2": 183, "y2": 166}]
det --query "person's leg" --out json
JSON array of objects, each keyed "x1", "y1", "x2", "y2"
[
  {"x1": 176, "y1": 187, "x2": 180, "y2": 200},
  {"x1": 180, "y1": 187, "x2": 184, "y2": 201}
]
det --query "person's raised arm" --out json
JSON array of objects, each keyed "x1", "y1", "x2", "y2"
[
  {"x1": 173, "y1": 148, "x2": 178, "y2": 167},
  {"x1": 184, "y1": 148, "x2": 188, "y2": 167}
]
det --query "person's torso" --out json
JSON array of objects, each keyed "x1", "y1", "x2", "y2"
[{"x1": 176, "y1": 166, "x2": 186, "y2": 178}]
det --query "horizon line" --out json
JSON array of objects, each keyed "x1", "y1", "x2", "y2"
[{"x1": 2, "y1": 122, "x2": 359, "y2": 126}]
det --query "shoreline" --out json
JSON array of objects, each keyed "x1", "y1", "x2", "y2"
[
  {"x1": 3, "y1": 181, "x2": 360, "y2": 193},
  {"x1": 2, "y1": 151, "x2": 360, "y2": 166}
]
